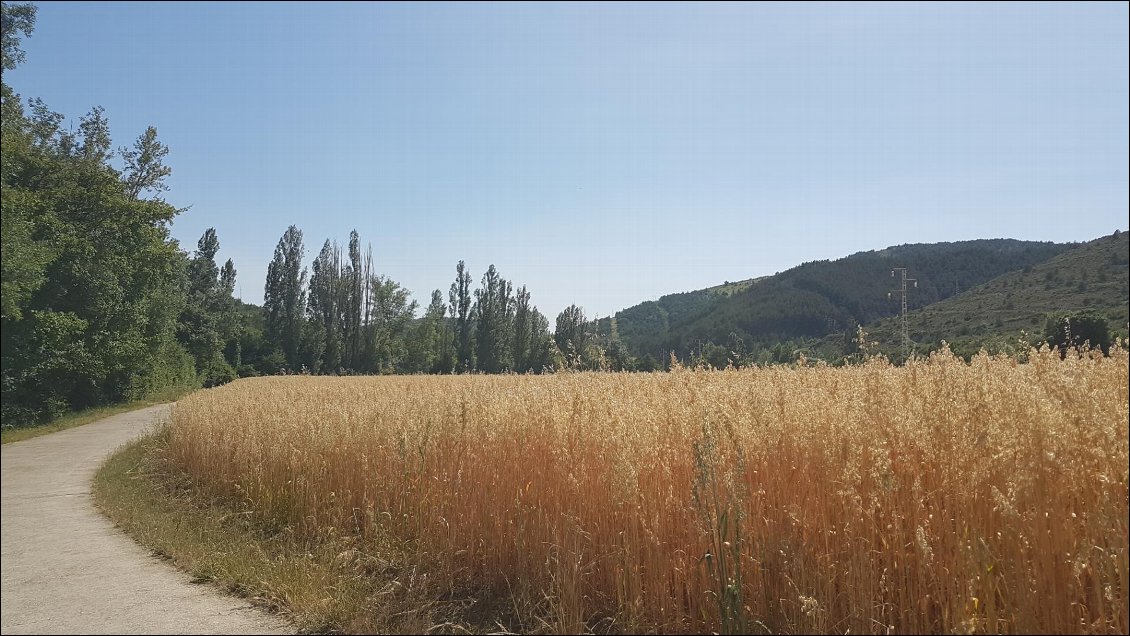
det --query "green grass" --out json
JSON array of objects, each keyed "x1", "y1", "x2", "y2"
[
  {"x1": 93, "y1": 428, "x2": 472, "y2": 634},
  {"x1": 1, "y1": 384, "x2": 197, "y2": 445}
]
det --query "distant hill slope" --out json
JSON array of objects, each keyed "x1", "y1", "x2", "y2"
[
  {"x1": 604, "y1": 239, "x2": 1075, "y2": 358},
  {"x1": 597, "y1": 277, "x2": 765, "y2": 350},
  {"x1": 862, "y1": 231, "x2": 1129, "y2": 358}
]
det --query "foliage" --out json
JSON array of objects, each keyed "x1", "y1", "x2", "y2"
[
  {"x1": 1045, "y1": 309, "x2": 1113, "y2": 355},
  {"x1": 263, "y1": 225, "x2": 306, "y2": 371},
  {"x1": 1, "y1": 6, "x2": 193, "y2": 422},
  {"x1": 449, "y1": 260, "x2": 474, "y2": 372},
  {"x1": 473, "y1": 264, "x2": 513, "y2": 374},
  {"x1": 0, "y1": 6, "x2": 238, "y2": 425},
  {"x1": 1, "y1": 1, "x2": 34, "y2": 71}
]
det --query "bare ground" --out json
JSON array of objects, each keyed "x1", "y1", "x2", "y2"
[{"x1": 0, "y1": 404, "x2": 292, "y2": 635}]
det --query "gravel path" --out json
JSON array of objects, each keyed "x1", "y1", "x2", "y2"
[{"x1": 1, "y1": 405, "x2": 291, "y2": 635}]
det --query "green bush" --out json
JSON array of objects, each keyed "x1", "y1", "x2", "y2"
[
  {"x1": 1045, "y1": 310, "x2": 1112, "y2": 355},
  {"x1": 200, "y1": 358, "x2": 236, "y2": 388}
]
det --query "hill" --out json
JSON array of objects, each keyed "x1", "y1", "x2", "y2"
[
  {"x1": 861, "y1": 231, "x2": 1129, "y2": 359},
  {"x1": 603, "y1": 239, "x2": 1075, "y2": 359}
]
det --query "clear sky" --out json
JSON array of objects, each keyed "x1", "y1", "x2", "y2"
[{"x1": 8, "y1": 2, "x2": 1128, "y2": 319}]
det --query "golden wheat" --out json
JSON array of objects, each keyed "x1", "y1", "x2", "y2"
[{"x1": 169, "y1": 345, "x2": 1129, "y2": 634}]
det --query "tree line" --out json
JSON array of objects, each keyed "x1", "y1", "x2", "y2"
[
  {"x1": 0, "y1": 2, "x2": 626, "y2": 425},
  {"x1": 1, "y1": 3, "x2": 631, "y2": 425},
  {"x1": 250, "y1": 224, "x2": 628, "y2": 377}
]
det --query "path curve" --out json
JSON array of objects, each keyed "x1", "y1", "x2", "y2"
[{"x1": 1, "y1": 405, "x2": 291, "y2": 635}]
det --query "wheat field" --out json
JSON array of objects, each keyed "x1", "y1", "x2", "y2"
[{"x1": 169, "y1": 345, "x2": 1129, "y2": 634}]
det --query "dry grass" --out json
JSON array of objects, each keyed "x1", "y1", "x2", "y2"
[
  {"x1": 94, "y1": 428, "x2": 442, "y2": 634},
  {"x1": 169, "y1": 345, "x2": 1129, "y2": 634}
]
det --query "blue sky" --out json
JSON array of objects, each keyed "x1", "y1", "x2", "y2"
[{"x1": 9, "y1": 2, "x2": 1128, "y2": 319}]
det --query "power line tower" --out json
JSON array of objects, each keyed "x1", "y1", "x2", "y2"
[{"x1": 888, "y1": 268, "x2": 917, "y2": 360}]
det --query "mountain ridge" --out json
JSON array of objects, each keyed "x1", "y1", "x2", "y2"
[{"x1": 601, "y1": 234, "x2": 1128, "y2": 363}]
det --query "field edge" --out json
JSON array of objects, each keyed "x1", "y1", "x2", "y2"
[{"x1": 91, "y1": 427, "x2": 495, "y2": 635}]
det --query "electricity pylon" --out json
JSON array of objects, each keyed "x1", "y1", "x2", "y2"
[{"x1": 888, "y1": 268, "x2": 917, "y2": 361}]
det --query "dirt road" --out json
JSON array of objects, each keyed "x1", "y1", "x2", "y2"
[{"x1": 0, "y1": 405, "x2": 291, "y2": 635}]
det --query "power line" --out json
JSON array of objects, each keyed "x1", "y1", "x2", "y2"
[{"x1": 889, "y1": 268, "x2": 917, "y2": 360}]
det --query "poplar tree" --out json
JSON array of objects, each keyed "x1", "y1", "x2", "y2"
[
  {"x1": 474, "y1": 264, "x2": 513, "y2": 373},
  {"x1": 555, "y1": 304, "x2": 589, "y2": 368},
  {"x1": 449, "y1": 260, "x2": 474, "y2": 372},
  {"x1": 264, "y1": 225, "x2": 306, "y2": 370},
  {"x1": 512, "y1": 285, "x2": 532, "y2": 372},
  {"x1": 308, "y1": 239, "x2": 343, "y2": 372}
]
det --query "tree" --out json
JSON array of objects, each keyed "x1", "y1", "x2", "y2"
[
  {"x1": 308, "y1": 239, "x2": 343, "y2": 372},
  {"x1": 405, "y1": 289, "x2": 448, "y2": 373},
  {"x1": 2, "y1": 5, "x2": 49, "y2": 327},
  {"x1": 512, "y1": 286, "x2": 533, "y2": 372},
  {"x1": 1045, "y1": 310, "x2": 1112, "y2": 356},
  {"x1": 189, "y1": 228, "x2": 220, "y2": 293},
  {"x1": 449, "y1": 260, "x2": 474, "y2": 372},
  {"x1": 555, "y1": 304, "x2": 589, "y2": 368},
  {"x1": 179, "y1": 228, "x2": 226, "y2": 378},
  {"x1": 78, "y1": 106, "x2": 112, "y2": 164},
  {"x1": 217, "y1": 258, "x2": 241, "y2": 369},
  {"x1": 474, "y1": 264, "x2": 513, "y2": 373},
  {"x1": 120, "y1": 126, "x2": 171, "y2": 200},
  {"x1": 526, "y1": 308, "x2": 559, "y2": 372},
  {"x1": 1, "y1": 1, "x2": 35, "y2": 71},
  {"x1": 433, "y1": 290, "x2": 456, "y2": 374},
  {"x1": 1, "y1": 9, "x2": 194, "y2": 420},
  {"x1": 0, "y1": 93, "x2": 52, "y2": 325},
  {"x1": 364, "y1": 272, "x2": 417, "y2": 373},
  {"x1": 220, "y1": 259, "x2": 236, "y2": 297},
  {"x1": 264, "y1": 225, "x2": 306, "y2": 370},
  {"x1": 345, "y1": 230, "x2": 362, "y2": 369},
  {"x1": 607, "y1": 338, "x2": 636, "y2": 371}
]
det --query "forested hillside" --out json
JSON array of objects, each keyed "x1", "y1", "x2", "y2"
[
  {"x1": 605, "y1": 239, "x2": 1073, "y2": 361},
  {"x1": 862, "y1": 231, "x2": 1130, "y2": 358}
]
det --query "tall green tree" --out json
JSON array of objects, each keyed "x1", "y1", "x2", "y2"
[
  {"x1": 179, "y1": 228, "x2": 235, "y2": 384},
  {"x1": 364, "y1": 272, "x2": 417, "y2": 373},
  {"x1": 264, "y1": 225, "x2": 306, "y2": 371},
  {"x1": 1, "y1": 1, "x2": 35, "y2": 71},
  {"x1": 473, "y1": 264, "x2": 513, "y2": 373},
  {"x1": 121, "y1": 126, "x2": 171, "y2": 201},
  {"x1": 449, "y1": 260, "x2": 474, "y2": 372},
  {"x1": 345, "y1": 230, "x2": 362, "y2": 369},
  {"x1": 405, "y1": 289, "x2": 448, "y2": 373},
  {"x1": 217, "y1": 258, "x2": 242, "y2": 369},
  {"x1": 0, "y1": 59, "x2": 51, "y2": 325},
  {"x1": 1, "y1": 3, "x2": 194, "y2": 420},
  {"x1": 434, "y1": 290, "x2": 456, "y2": 374},
  {"x1": 555, "y1": 304, "x2": 589, "y2": 368},
  {"x1": 526, "y1": 308, "x2": 558, "y2": 372},
  {"x1": 308, "y1": 239, "x2": 343, "y2": 372},
  {"x1": 512, "y1": 285, "x2": 533, "y2": 372},
  {"x1": 78, "y1": 106, "x2": 112, "y2": 164}
]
